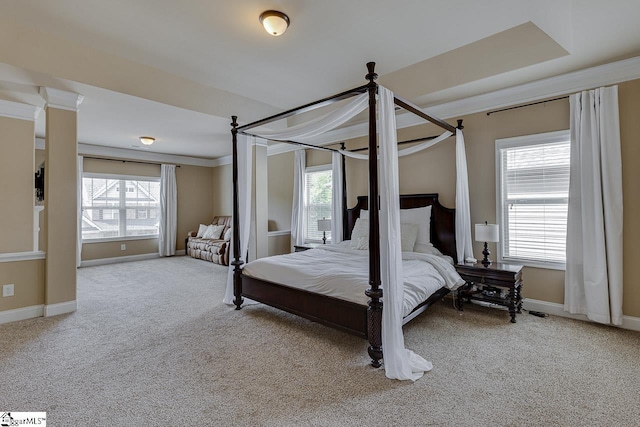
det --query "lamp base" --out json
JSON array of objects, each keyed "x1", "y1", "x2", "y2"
[
  {"x1": 322, "y1": 231, "x2": 326, "y2": 245},
  {"x1": 481, "y1": 242, "x2": 492, "y2": 267}
]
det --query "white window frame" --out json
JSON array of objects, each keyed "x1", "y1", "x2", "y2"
[
  {"x1": 82, "y1": 173, "x2": 161, "y2": 243},
  {"x1": 495, "y1": 130, "x2": 570, "y2": 270},
  {"x1": 304, "y1": 164, "x2": 332, "y2": 244}
]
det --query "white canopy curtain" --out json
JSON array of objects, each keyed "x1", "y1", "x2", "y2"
[
  {"x1": 224, "y1": 135, "x2": 255, "y2": 305},
  {"x1": 291, "y1": 149, "x2": 306, "y2": 246},
  {"x1": 331, "y1": 151, "x2": 343, "y2": 244},
  {"x1": 565, "y1": 86, "x2": 623, "y2": 325},
  {"x1": 378, "y1": 86, "x2": 433, "y2": 380},
  {"x1": 159, "y1": 164, "x2": 177, "y2": 257},
  {"x1": 77, "y1": 155, "x2": 83, "y2": 267}
]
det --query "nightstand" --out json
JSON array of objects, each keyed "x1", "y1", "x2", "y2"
[
  {"x1": 455, "y1": 262, "x2": 524, "y2": 323},
  {"x1": 294, "y1": 243, "x2": 321, "y2": 252}
]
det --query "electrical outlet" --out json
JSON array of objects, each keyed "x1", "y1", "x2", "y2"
[
  {"x1": 3, "y1": 284, "x2": 14, "y2": 297},
  {"x1": 120, "y1": 244, "x2": 126, "y2": 251}
]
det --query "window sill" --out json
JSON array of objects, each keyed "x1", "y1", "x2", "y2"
[
  {"x1": 82, "y1": 235, "x2": 159, "y2": 244},
  {"x1": 499, "y1": 258, "x2": 566, "y2": 271}
]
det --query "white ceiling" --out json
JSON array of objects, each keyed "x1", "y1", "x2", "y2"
[{"x1": 1, "y1": 0, "x2": 640, "y2": 159}]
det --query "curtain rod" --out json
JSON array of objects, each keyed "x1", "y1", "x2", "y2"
[
  {"x1": 84, "y1": 156, "x2": 181, "y2": 167},
  {"x1": 486, "y1": 96, "x2": 569, "y2": 116}
]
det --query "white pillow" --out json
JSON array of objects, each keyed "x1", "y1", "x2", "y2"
[
  {"x1": 202, "y1": 224, "x2": 225, "y2": 240},
  {"x1": 350, "y1": 218, "x2": 369, "y2": 249},
  {"x1": 400, "y1": 206, "x2": 432, "y2": 248},
  {"x1": 196, "y1": 224, "x2": 208, "y2": 238},
  {"x1": 349, "y1": 218, "x2": 419, "y2": 252},
  {"x1": 400, "y1": 223, "x2": 419, "y2": 252},
  {"x1": 359, "y1": 206, "x2": 432, "y2": 248},
  {"x1": 223, "y1": 227, "x2": 232, "y2": 241}
]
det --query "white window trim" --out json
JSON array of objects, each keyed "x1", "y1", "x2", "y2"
[
  {"x1": 81, "y1": 173, "x2": 160, "y2": 243},
  {"x1": 495, "y1": 130, "x2": 570, "y2": 270},
  {"x1": 304, "y1": 164, "x2": 332, "y2": 244}
]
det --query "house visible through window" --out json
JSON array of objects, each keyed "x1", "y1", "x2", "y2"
[
  {"x1": 82, "y1": 174, "x2": 161, "y2": 240},
  {"x1": 304, "y1": 166, "x2": 332, "y2": 243},
  {"x1": 496, "y1": 130, "x2": 570, "y2": 268}
]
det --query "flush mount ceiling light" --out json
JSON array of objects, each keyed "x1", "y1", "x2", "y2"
[
  {"x1": 259, "y1": 10, "x2": 290, "y2": 36},
  {"x1": 139, "y1": 136, "x2": 155, "y2": 146}
]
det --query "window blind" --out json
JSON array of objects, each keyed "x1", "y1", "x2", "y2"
[{"x1": 498, "y1": 140, "x2": 570, "y2": 265}]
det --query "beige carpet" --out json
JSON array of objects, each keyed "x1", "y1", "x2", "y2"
[{"x1": 1, "y1": 257, "x2": 638, "y2": 426}]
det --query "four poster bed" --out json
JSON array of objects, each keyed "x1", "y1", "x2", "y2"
[{"x1": 227, "y1": 63, "x2": 472, "y2": 378}]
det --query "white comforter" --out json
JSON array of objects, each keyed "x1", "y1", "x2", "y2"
[{"x1": 242, "y1": 243, "x2": 465, "y2": 317}]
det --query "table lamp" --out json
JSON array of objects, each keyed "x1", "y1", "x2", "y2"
[
  {"x1": 317, "y1": 218, "x2": 331, "y2": 244},
  {"x1": 475, "y1": 221, "x2": 499, "y2": 267}
]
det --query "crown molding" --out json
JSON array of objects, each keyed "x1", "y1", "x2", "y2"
[
  {"x1": 39, "y1": 87, "x2": 84, "y2": 112},
  {"x1": 210, "y1": 155, "x2": 232, "y2": 167},
  {"x1": 0, "y1": 99, "x2": 41, "y2": 121},
  {"x1": 269, "y1": 55, "x2": 640, "y2": 149}
]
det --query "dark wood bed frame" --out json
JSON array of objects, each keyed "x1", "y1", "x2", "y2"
[
  {"x1": 231, "y1": 63, "x2": 461, "y2": 367},
  {"x1": 239, "y1": 193, "x2": 456, "y2": 333}
]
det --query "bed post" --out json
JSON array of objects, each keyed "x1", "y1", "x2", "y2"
[
  {"x1": 231, "y1": 116, "x2": 244, "y2": 310},
  {"x1": 364, "y1": 62, "x2": 383, "y2": 368},
  {"x1": 340, "y1": 142, "x2": 348, "y2": 241}
]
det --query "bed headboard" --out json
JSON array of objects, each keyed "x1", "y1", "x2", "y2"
[{"x1": 345, "y1": 193, "x2": 457, "y2": 263}]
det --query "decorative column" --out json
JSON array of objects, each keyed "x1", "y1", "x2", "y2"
[{"x1": 39, "y1": 87, "x2": 83, "y2": 317}]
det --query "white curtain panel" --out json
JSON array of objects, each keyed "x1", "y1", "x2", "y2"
[
  {"x1": 565, "y1": 86, "x2": 623, "y2": 325},
  {"x1": 379, "y1": 86, "x2": 432, "y2": 381},
  {"x1": 331, "y1": 151, "x2": 343, "y2": 244},
  {"x1": 224, "y1": 135, "x2": 255, "y2": 305},
  {"x1": 338, "y1": 130, "x2": 452, "y2": 160},
  {"x1": 455, "y1": 129, "x2": 474, "y2": 263},
  {"x1": 76, "y1": 155, "x2": 83, "y2": 267},
  {"x1": 159, "y1": 164, "x2": 177, "y2": 257},
  {"x1": 291, "y1": 150, "x2": 306, "y2": 246},
  {"x1": 249, "y1": 94, "x2": 368, "y2": 141}
]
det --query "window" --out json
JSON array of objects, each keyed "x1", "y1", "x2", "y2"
[
  {"x1": 304, "y1": 165, "x2": 332, "y2": 243},
  {"x1": 82, "y1": 174, "x2": 161, "y2": 241},
  {"x1": 496, "y1": 131, "x2": 570, "y2": 269}
]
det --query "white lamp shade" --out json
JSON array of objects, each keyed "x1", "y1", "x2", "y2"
[
  {"x1": 475, "y1": 224, "x2": 499, "y2": 242},
  {"x1": 139, "y1": 136, "x2": 155, "y2": 145},
  {"x1": 260, "y1": 11, "x2": 290, "y2": 36},
  {"x1": 317, "y1": 219, "x2": 332, "y2": 232}
]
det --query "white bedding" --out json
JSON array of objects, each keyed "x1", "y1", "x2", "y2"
[{"x1": 242, "y1": 242, "x2": 465, "y2": 317}]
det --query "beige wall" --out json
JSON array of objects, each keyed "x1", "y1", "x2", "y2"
[
  {"x1": 81, "y1": 158, "x2": 215, "y2": 260},
  {"x1": 212, "y1": 164, "x2": 232, "y2": 217},
  {"x1": 258, "y1": 79, "x2": 640, "y2": 318},
  {"x1": 267, "y1": 151, "x2": 294, "y2": 231},
  {"x1": 176, "y1": 164, "x2": 214, "y2": 250},
  {"x1": 268, "y1": 234, "x2": 291, "y2": 256},
  {"x1": 618, "y1": 80, "x2": 640, "y2": 317},
  {"x1": 0, "y1": 116, "x2": 35, "y2": 253},
  {"x1": 0, "y1": 260, "x2": 45, "y2": 311}
]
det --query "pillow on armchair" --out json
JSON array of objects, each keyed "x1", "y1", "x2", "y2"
[
  {"x1": 196, "y1": 224, "x2": 208, "y2": 238},
  {"x1": 202, "y1": 224, "x2": 225, "y2": 240},
  {"x1": 223, "y1": 227, "x2": 232, "y2": 241}
]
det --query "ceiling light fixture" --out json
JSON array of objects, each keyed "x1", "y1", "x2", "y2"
[
  {"x1": 139, "y1": 136, "x2": 155, "y2": 146},
  {"x1": 259, "y1": 10, "x2": 290, "y2": 36}
]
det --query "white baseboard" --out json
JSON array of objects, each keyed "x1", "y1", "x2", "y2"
[
  {"x1": 523, "y1": 299, "x2": 640, "y2": 332},
  {"x1": 80, "y1": 251, "x2": 186, "y2": 267},
  {"x1": 44, "y1": 300, "x2": 77, "y2": 317},
  {"x1": 80, "y1": 253, "x2": 160, "y2": 267},
  {"x1": 0, "y1": 305, "x2": 44, "y2": 324}
]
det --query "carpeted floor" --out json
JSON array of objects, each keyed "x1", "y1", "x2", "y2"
[{"x1": 1, "y1": 256, "x2": 639, "y2": 426}]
